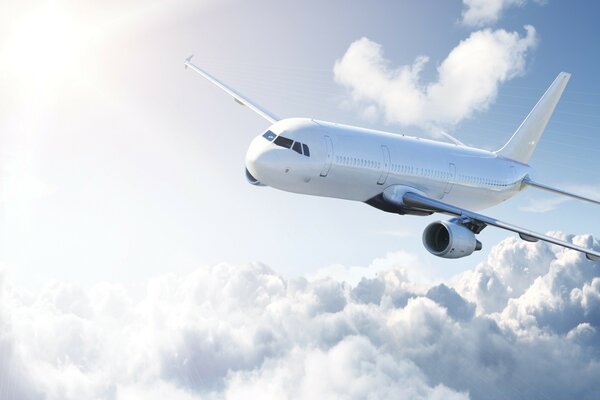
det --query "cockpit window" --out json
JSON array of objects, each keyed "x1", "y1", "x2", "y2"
[
  {"x1": 262, "y1": 130, "x2": 276, "y2": 141},
  {"x1": 271, "y1": 134, "x2": 311, "y2": 157},
  {"x1": 302, "y1": 143, "x2": 310, "y2": 157},
  {"x1": 274, "y1": 135, "x2": 293, "y2": 149},
  {"x1": 292, "y1": 141, "x2": 302, "y2": 154}
]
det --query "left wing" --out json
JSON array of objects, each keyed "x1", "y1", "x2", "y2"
[
  {"x1": 184, "y1": 55, "x2": 279, "y2": 124},
  {"x1": 401, "y1": 192, "x2": 600, "y2": 261}
]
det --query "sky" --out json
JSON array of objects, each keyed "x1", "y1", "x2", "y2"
[
  {"x1": 0, "y1": 0, "x2": 600, "y2": 399},
  {"x1": 1, "y1": 0, "x2": 600, "y2": 285}
]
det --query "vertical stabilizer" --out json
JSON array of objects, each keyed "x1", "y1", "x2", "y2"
[{"x1": 495, "y1": 72, "x2": 570, "y2": 163}]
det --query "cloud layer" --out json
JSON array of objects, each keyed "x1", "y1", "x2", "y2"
[
  {"x1": 333, "y1": 26, "x2": 536, "y2": 131},
  {"x1": 1, "y1": 233, "x2": 600, "y2": 399}
]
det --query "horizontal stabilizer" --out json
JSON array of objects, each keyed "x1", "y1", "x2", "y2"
[{"x1": 523, "y1": 178, "x2": 600, "y2": 206}]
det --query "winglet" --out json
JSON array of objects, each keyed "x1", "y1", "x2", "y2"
[{"x1": 184, "y1": 54, "x2": 194, "y2": 69}]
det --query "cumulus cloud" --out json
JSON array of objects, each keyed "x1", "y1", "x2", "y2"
[
  {"x1": 309, "y1": 250, "x2": 419, "y2": 286},
  {"x1": 333, "y1": 26, "x2": 536, "y2": 131},
  {"x1": 1, "y1": 233, "x2": 600, "y2": 399},
  {"x1": 461, "y1": 0, "x2": 545, "y2": 27},
  {"x1": 462, "y1": 0, "x2": 523, "y2": 26}
]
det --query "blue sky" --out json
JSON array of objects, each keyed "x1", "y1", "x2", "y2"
[
  {"x1": 0, "y1": 0, "x2": 598, "y2": 287},
  {"x1": 1, "y1": 1, "x2": 600, "y2": 399},
  {"x1": 1, "y1": 0, "x2": 599, "y2": 287}
]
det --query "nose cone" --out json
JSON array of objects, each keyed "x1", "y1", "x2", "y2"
[{"x1": 245, "y1": 135, "x2": 272, "y2": 184}]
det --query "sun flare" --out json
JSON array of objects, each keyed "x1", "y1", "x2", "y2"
[{"x1": 2, "y1": 5, "x2": 85, "y2": 91}]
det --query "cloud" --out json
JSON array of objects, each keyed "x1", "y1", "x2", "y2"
[
  {"x1": 309, "y1": 250, "x2": 419, "y2": 286},
  {"x1": 461, "y1": 0, "x2": 545, "y2": 27},
  {"x1": 461, "y1": 0, "x2": 524, "y2": 26},
  {"x1": 519, "y1": 184, "x2": 600, "y2": 213},
  {"x1": 333, "y1": 26, "x2": 536, "y2": 131},
  {"x1": 1, "y1": 234, "x2": 600, "y2": 399},
  {"x1": 519, "y1": 195, "x2": 570, "y2": 213}
]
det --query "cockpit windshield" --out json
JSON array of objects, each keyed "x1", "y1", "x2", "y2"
[
  {"x1": 292, "y1": 141, "x2": 302, "y2": 154},
  {"x1": 274, "y1": 135, "x2": 293, "y2": 148},
  {"x1": 262, "y1": 130, "x2": 310, "y2": 157}
]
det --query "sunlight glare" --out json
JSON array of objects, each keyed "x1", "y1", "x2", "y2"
[{"x1": 3, "y1": 6, "x2": 85, "y2": 91}]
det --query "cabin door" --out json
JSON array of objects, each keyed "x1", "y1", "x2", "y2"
[
  {"x1": 377, "y1": 145, "x2": 391, "y2": 185},
  {"x1": 320, "y1": 135, "x2": 334, "y2": 177},
  {"x1": 444, "y1": 163, "x2": 456, "y2": 194}
]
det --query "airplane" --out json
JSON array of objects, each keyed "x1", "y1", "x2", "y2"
[{"x1": 184, "y1": 55, "x2": 600, "y2": 261}]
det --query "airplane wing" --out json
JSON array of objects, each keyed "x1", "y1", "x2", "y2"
[
  {"x1": 523, "y1": 178, "x2": 600, "y2": 206},
  {"x1": 184, "y1": 55, "x2": 279, "y2": 124},
  {"x1": 401, "y1": 191, "x2": 600, "y2": 261}
]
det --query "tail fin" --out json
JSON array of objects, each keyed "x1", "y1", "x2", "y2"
[{"x1": 495, "y1": 72, "x2": 570, "y2": 163}]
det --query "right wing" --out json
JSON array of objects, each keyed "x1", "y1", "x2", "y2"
[
  {"x1": 401, "y1": 191, "x2": 600, "y2": 261},
  {"x1": 523, "y1": 178, "x2": 600, "y2": 206},
  {"x1": 184, "y1": 55, "x2": 279, "y2": 124}
]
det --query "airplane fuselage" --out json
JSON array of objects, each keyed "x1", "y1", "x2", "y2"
[
  {"x1": 185, "y1": 59, "x2": 599, "y2": 260},
  {"x1": 246, "y1": 118, "x2": 531, "y2": 213}
]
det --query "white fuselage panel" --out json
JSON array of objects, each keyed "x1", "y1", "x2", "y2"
[{"x1": 245, "y1": 118, "x2": 530, "y2": 212}]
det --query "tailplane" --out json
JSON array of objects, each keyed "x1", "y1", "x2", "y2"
[{"x1": 495, "y1": 72, "x2": 570, "y2": 163}]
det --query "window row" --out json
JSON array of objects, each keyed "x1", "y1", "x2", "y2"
[
  {"x1": 457, "y1": 174, "x2": 512, "y2": 188},
  {"x1": 334, "y1": 155, "x2": 514, "y2": 188},
  {"x1": 336, "y1": 155, "x2": 380, "y2": 169}
]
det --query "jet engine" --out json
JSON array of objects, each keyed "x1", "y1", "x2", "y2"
[{"x1": 423, "y1": 220, "x2": 482, "y2": 259}]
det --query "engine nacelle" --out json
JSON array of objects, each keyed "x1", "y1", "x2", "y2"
[{"x1": 422, "y1": 221, "x2": 482, "y2": 259}]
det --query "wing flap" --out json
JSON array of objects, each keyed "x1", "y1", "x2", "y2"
[
  {"x1": 184, "y1": 55, "x2": 278, "y2": 124},
  {"x1": 402, "y1": 192, "x2": 600, "y2": 261}
]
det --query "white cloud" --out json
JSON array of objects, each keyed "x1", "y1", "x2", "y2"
[
  {"x1": 461, "y1": 0, "x2": 524, "y2": 26},
  {"x1": 309, "y1": 250, "x2": 419, "y2": 286},
  {"x1": 519, "y1": 184, "x2": 600, "y2": 213},
  {"x1": 519, "y1": 195, "x2": 570, "y2": 213},
  {"x1": 225, "y1": 336, "x2": 468, "y2": 400},
  {"x1": 333, "y1": 26, "x2": 536, "y2": 131},
  {"x1": 1, "y1": 234, "x2": 600, "y2": 399},
  {"x1": 461, "y1": 0, "x2": 546, "y2": 27}
]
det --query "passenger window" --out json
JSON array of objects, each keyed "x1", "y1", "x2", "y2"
[
  {"x1": 292, "y1": 141, "x2": 302, "y2": 154},
  {"x1": 302, "y1": 143, "x2": 310, "y2": 157},
  {"x1": 262, "y1": 130, "x2": 276, "y2": 141},
  {"x1": 274, "y1": 136, "x2": 293, "y2": 149}
]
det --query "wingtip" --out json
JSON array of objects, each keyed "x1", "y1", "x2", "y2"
[{"x1": 184, "y1": 54, "x2": 194, "y2": 68}]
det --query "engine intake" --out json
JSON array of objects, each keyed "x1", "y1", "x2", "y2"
[{"x1": 423, "y1": 221, "x2": 482, "y2": 259}]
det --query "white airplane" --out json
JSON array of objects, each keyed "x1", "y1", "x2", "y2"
[{"x1": 185, "y1": 55, "x2": 600, "y2": 261}]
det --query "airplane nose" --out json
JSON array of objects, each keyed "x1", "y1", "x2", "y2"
[
  {"x1": 245, "y1": 137, "x2": 273, "y2": 184},
  {"x1": 247, "y1": 147, "x2": 273, "y2": 177}
]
